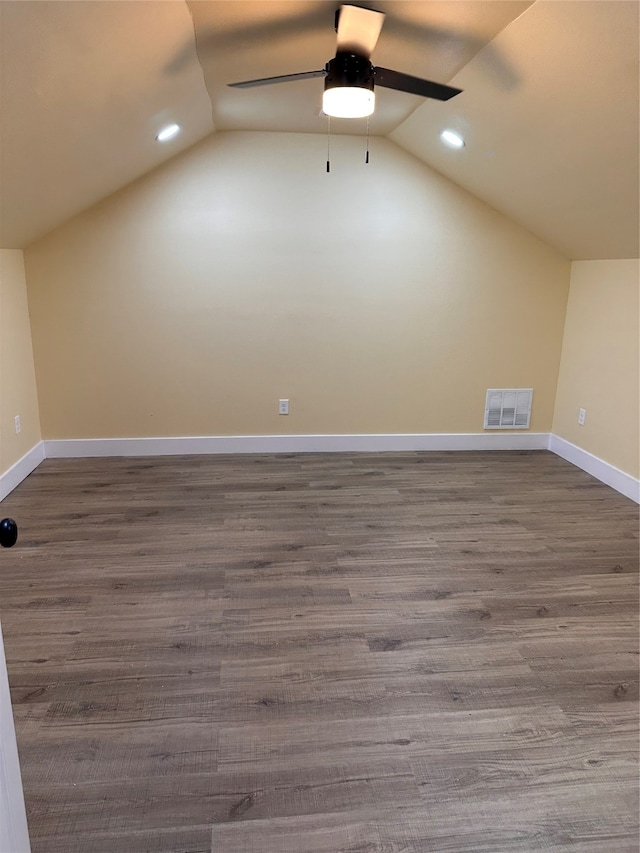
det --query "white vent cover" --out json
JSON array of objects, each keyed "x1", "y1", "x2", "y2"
[{"x1": 484, "y1": 388, "x2": 533, "y2": 429}]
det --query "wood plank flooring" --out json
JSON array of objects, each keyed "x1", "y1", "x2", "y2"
[{"x1": 0, "y1": 450, "x2": 638, "y2": 853}]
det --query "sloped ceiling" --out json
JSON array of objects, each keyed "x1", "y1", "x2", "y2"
[
  {"x1": 0, "y1": 0, "x2": 214, "y2": 250},
  {"x1": 0, "y1": 0, "x2": 638, "y2": 260},
  {"x1": 391, "y1": 0, "x2": 640, "y2": 260}
]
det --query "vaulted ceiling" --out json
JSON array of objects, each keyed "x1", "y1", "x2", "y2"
[{"x1": 1, "y1": 1, "x2": 638, "y2": 259}]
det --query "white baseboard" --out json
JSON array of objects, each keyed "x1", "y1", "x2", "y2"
[
  {"x1": 5, "y1": 434, "x2": 637, "y2": 505},
  {"x1": 44, "y1": 432, "x2": 550, "y2": 458},
  {"x1": 548, "y1": 434, "x2": 640, "y2": 504},
  {"x1": 0, "y1": 442, "x2": 45, "y2": 502}
]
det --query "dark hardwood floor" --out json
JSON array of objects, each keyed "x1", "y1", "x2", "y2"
[{"x1": 0, "y1": 450, "x2": 638, "y2": 852}]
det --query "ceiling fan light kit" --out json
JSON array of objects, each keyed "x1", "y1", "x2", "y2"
[
  {"x1": 322, "y1": 85, "x2": 374, "y2": 118},
  {"x1": 322, "y1": 52, "x2": 375, "y2": 118}
]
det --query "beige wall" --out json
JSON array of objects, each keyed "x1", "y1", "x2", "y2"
[
  {"x1": 0, "y1": 249, "x2": 42, "y2": 475},
  {"x1": 553, "y1": 259, "x2": 639, "y2": 478},
  {"x1": 25, "y1": 131, "x2": 570, "y2": 439}
]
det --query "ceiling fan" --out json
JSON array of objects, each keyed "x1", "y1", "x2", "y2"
[{"x1": 228, "y1": 4, "x2": 462, "y2": 119}]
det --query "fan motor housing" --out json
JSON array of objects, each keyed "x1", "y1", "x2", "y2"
[{"x1": 324, "y1": 52, "x2": 375, "y2": 93}]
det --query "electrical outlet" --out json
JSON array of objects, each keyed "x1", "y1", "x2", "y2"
[
  {"x1": 278, "y1": 399, "x2": 289, "y2": 415},
  {"x1": 14, "y1": 415, "x2": 20, "y2": 435},
  {"x1": 578, "y1": 407, "x2": 586, "y2": 426}
]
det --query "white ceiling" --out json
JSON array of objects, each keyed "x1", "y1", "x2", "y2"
[{"x1": 0, "y1": 1, "x2": 638, "y2": 259}]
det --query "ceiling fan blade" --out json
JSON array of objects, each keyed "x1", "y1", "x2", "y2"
[
  {"x1": 229, "y1": 69, "x2": 326, "y2": 89},
  {"x1": 336, "y1": 5, "x2": 385, "y2": 58},
  {"x1": 374, "y1": 67, "x2": 462, "y2": 101}
]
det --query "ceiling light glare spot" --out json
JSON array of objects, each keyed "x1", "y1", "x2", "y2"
[
  {"x1": 440, "y1": 129, "x2": 465, "y2": 149},
  {"x1": 156, "y1": 124, "x2": 181, "y2": 142}
]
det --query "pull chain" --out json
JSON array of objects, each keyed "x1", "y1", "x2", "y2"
[
  {"x1": 326, "y1": 116, "x2": 331, "y2": 173},
  {"x1": 365, "y1": 115, "x2": 370, "y2": 164}
]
